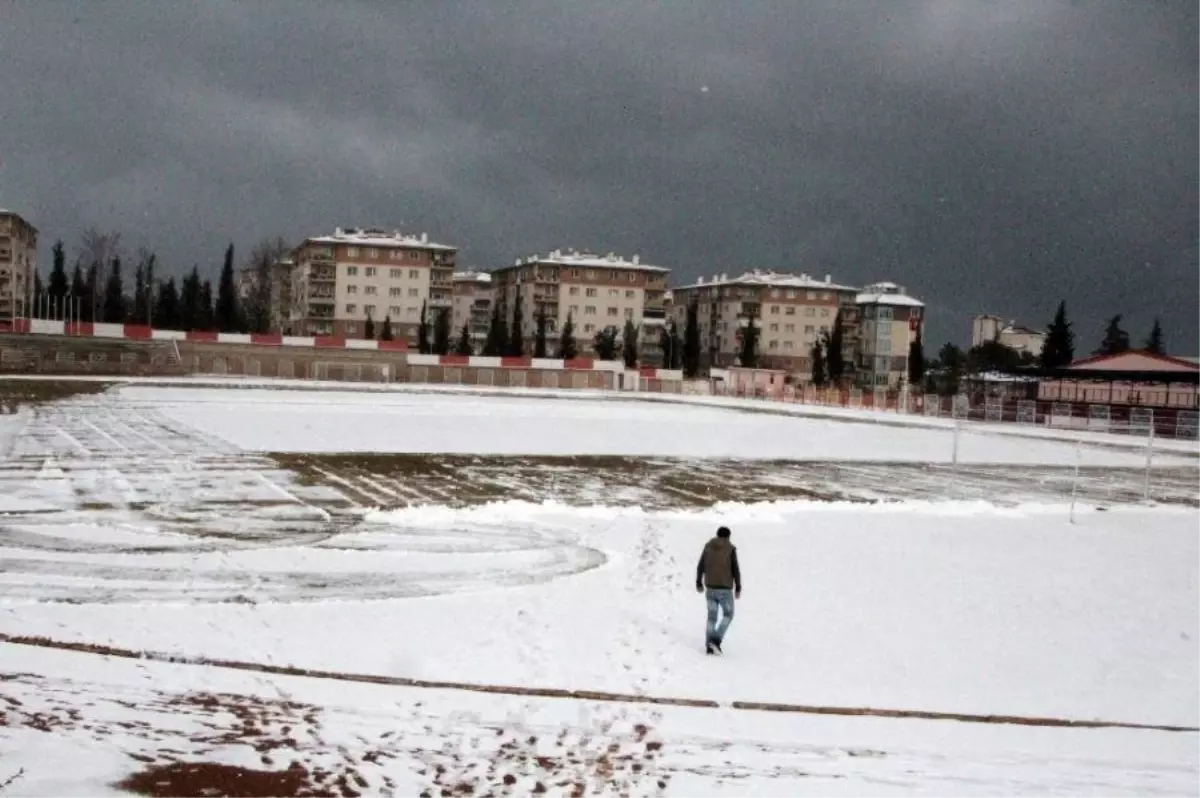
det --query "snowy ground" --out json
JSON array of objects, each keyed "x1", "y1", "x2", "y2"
[{"x1": 1, "y1": 382, "x2": 1197, "y2": 796}]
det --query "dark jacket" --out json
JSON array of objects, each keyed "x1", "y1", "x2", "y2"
[{"x1": 696, "y1": 536, "x2": 741, "y2": 591}]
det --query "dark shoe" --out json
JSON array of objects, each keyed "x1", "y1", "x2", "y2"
[{"x1": 711, "y1": 637, "x2": 723, "y2": 654}]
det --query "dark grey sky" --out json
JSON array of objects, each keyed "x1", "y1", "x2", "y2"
[{"x1": 1, "y1": 1, "x2": 1196, "y2": 351}]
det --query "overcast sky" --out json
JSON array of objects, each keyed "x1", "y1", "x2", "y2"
[{"x1": 1, "y1": 1, "x2": 1195, "y2": 351}]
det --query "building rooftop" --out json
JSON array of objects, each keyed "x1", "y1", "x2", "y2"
[
  {"x1": 453, "y1": 270, "x2": 492, "y2": 284},
  {"x1": 306, "y1": 227, "x2": 456, "y2": 251},
  {"x1": 506, "y1": 248, "x2": 669, "y2": 273},
  {"x1": 674, "y1": 269, "x2": 859, "y2": 292},
  {"x1": 856, "y1": 282, "x2": 925, "y2": 307}
]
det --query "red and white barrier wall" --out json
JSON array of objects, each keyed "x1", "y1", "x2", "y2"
[{"x1": 1, "y1": 319, "x2": 684, "y2": 378}]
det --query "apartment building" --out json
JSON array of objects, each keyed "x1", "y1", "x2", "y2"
[
  {"x1": 451, "y1": 270, "x2": 493, "y2": 349},
  {"x1": 855, "y1": 282, "x2": 924, "y2": 388},
  {"x1": 290, "y1": 227, "x2": 456, "y2": 339},
  {"x1": 0, "y1": 210, "x2": 37, "y2": 323},
  {"x1": 489, "y1": 249, "x2": 669, "y2": 353},
  {"x1": 670, "y1": 270, "x2": 858, "y2": 375},
  {"x1": 971, "y1": 314, "x2": 1045, "y2": 357}
]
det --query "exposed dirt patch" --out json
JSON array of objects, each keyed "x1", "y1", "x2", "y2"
[
  {"x1": 115, "y1": 761, "x2": 338, "y2": 798},
  {"x1": 0, "y1": 378, "x2": 113, "y2": 412}
]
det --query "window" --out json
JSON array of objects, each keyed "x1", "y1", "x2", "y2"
[
  {"x1": 390, "y1": 268, "x2": 402, "y2": 279},
  {"x1": 409, "y1": 269, "x2": 419, "y2": 279},
  {"x1": 785, "y1": 324, "x2": 795, "y2": 333},
  {"x1": 390, "y1": 287, "x2": 402, "y2": 297},
  {"x1": 408, "y1": 288, "x2": 419, "y2": 297},
  {"x1": 607, "y1": 307, "x2": 618, "y2": 317},
  {"x1": 347, "y1": 285, "x2": 358, "y2": 294},
  {"x1": 786, "y1": 306, "x2": 796, "y2": 316},
  {"x1": 571, "y1": 269, "x2": 580, "y2": 279},
  {"x1": 586, "y1": 287, "x2": 597, "y2": 297},
  {"x1": 875, "y1": 374, "x2": 889, "y2": 386},
  {"x1": 769, "y1": 340, "x2": 779, "y2": 350},
  {"x1": 821, "y1": 308, "x2": 830, "y2": 318},
  {"x1": 365, "y1": 286, "x2": 377, "y2": 295},
  {"x1": 628, "y1": 273, "x2": 637, "y2": 283},
  {"x1": 345, "y1": 304, "x2": 357, "y2": 314},
  {"x1": 768, "y1": 323, "x2": 778, "y2": 332},
  {"x1": 365, "y1": 267, "x2": 376, "y2": 277},
  {"x1": 609, "y1": 288, "x2": 619, "y2": 297},
  {"x1": 365, "y1": 304, "x2": 376, "y2": 315},
  {"x1": 389, "y1": 305, "x2": 401, "y2": 316},
  {"x1": 390, "y1": 251, "x2": 403, "y2": 261},
  {"x1": 346, "y1": 323, "x2": 357, "y2": 335},
  {"x1": 785, "y1": 290, "x2": 796, "y2": 299},
  {"x1": 586, "y1": 270, "x2": 595, "y2": 279},
  {"x1": 570, "y1": 305, "x2": 579, "y2": 315},
  {"x1": 409, "y1": 251, "x2": 420, "y2": 261},
  {"x1": 367, "y1": 249, "x2": 379, "y2": 260},
  {"x1": 347, "y1": 247, "x2": 359, "y2": 258},
  {"x1": 783, "y1": 341, "x2": 794, "y2": 350},
  {"x1": 624, "y1": 308, "x2": 633, "y2": 319},
  {"x1": 875, "y1": 356, "x2": 889, "y2": 371},
  {"x1": 585, "y1": 324, "x2": 595, "y2": 333},
  {"x1": 878, "y1": 338, "x2": 891, "y2": 354},
  {"x1": 820, "y1": 291, "x2": 831, "y2": 301},
  {"x1": 878, "y1": 307, "x2": 894, "y2": 321},
  {"x1": 585, "y1": 306, "x2": 597, "y2": 316},
  {"x1": 569, "y1": 286, "x2": 579, "y2": 296},
  {"x1": 806, "y1": 290, "x2": 815, "y2": 300},
  {"x1": 770, "y1": 289, "x2": 780, "y2": 298},
  {"x1": 805, "y1": 307, "x2": 816, "y2": 317},
  {"x1": 346, "y1": 266, "x2": 359, "y2": 276},
  {"x1": 406, "y1": 307, "x2": 418, "y2": 318},
  {"x1": 625, "y1": 289, "x2": 635, "y2": 298}
]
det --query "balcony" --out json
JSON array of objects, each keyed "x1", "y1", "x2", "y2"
[
  {"x1": 309, "y1": 294, "x2": 334, "y2": 305},
  {"x1": 310, "y1": 268, "x2": 336, "y2": 282},
  {"x1": 307, "y1": 252, "x2": 334, "y2": 264}
]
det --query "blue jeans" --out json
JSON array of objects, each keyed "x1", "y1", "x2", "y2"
[{"x1": 706, "y1": 588, "x2": 735, "y2": 643}]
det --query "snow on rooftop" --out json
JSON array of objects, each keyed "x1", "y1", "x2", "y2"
[
  {"x1": 307, "y1": 227, "x2": 456, "y2": 251},
  {"x1": 453, "y1": 270, "x2": 492, "y2": 284},
  {"x1": 509, "y1": 248, "x2": 669, "y2": 273},
  {"x1": 856, "y1": 282, "x2": 925, "y2": 307},
  {"x1": 675, "y1": 269, "x2": 859, "y2": 292}
]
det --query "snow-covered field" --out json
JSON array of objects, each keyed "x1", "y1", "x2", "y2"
[{"x1": 1, "y1": 382, "x2": 1197, "y2": 796}]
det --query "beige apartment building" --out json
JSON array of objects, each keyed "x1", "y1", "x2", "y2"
[
  {"x1": 0, "y1": 210, "x2": 38, "y2": 323},
  {"x1": 855, "y1": 282, "x2": 924, "y2": 389},
  {"x1": 290, "y1": 227, "x2": 456, "y2": 339},
  {"x1": 489, "y1": 249, "x2": 669, "y2": 353},
  {"x1": 670, "y1": 270, "x2": 859, "y2": 376},
  {"x1": 451, "y1": 270, "x2": 493, "y2": 349},
  {"x1": 971, "y1": 314, "x2": 1045, "y2": 358}
]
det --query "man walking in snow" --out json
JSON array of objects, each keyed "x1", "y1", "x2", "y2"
[{"x1": 696, "y1": 526, "x2": 742, "y2": 654}]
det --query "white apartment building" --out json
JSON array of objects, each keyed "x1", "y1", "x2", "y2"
[
  {"x1": 855, "y1": 282, "x2": 925, "y2": 389},
  {"x1": 490, "y1": 249, "x2": 669, "y2": 352},
  {"x1": 290, "y1": 227, "x2": 456, "y2": 339},
  {"x1": 0, "y1": 210, "x2": 37, "y2": 323},
  {"x1": 670, "y1": 270, "x2": 859, "y2": 375},
  {"x1": 971, "y1": 314, "x2": 1045, "y2": 357},
  {"x1": 451, "y1": 270, "x2": 493, "y2": 349}
]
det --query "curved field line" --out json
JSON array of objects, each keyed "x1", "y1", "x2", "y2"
[{"x1": 2, "y1": 633, "x2": 1195, "y2": 734}]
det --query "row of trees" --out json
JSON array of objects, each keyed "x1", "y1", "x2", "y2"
[{"x1": 36, "y1": 231, "x2": 282, "y2": 335}]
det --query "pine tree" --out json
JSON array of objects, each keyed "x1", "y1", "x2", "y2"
[
  {"x1": 622, "y1": 319, "x2": 639, "y2": 367},
  {"x1": 737, "y1": 309, "x2": 759, "y2": 368},
  {"x1": 33, "y1": 270, "x2": 43, "y2": 312},
  {"x1": 827, "y1": 308, "x2": 845, "y2": 382},
  {"x1": 363, "y1": 314, "x2": 375, "y2": 340},
  {"x1": 534, "y1": 307, "x2": 548, "y2": 358},
  {"x1": 180, "y1": 267, "x2": 202, "y2": 330},
  {"x1": 199, "y1": 280, "x2": 215, "y2": 330},
  {"x1": 811, "y1": 339, "x2": 826, "y2": 386},
  {"x1": 417, "y1": 301, "x2": 430, "y2": 353},
  {"x1": 1040, "y1": 300, "x2": 1075, "y2": 369},
  {"x1": 48, "y1": 241, "x2": 69, "y2": 299},
  {"x1": 455, "y1": 322, "x2": 473, "y2": 355},
  {"x1": 908, "y1": 326, "x2": 925, "y2": 385},
  {"x1": 682, "y1": 298, "x2": 701, "y2": 377},
  {"x1": 594, "y1": 326, "x2": 619, "y2": 360},
  {"x1": 506, "y1": 294, "x2": 524, "y2": 357},
  {"x1": 483, "y1": 302, "x2": 505, "y2": 356},
  {"x1": 938, "y1": 342, "x2": 967, "y2": 394},
  {"x1": 1144, "y1": 318, "x2": 1165, "y2": 355},
  {"x1": 155, "y1": 278, "x2": 180, "y2": 330},
  {"x1": 558, "y1": 312, "x2": 578, "y2": 360},
  {"x1": 1095, "y1": 314, "x2": 1130, "y2": 356},
  {"x1": 380, "y1": 315, "x2": 394, "y2": 341},
  {"x1": 433, "y1": 308, "x2": 451, "y2": 355},
  {"x1": 216, "y1": 243, "x2": 239, "y2": 332},
  {"x1": 103, "y1": 256, "x2": 126, "y2": 323}
]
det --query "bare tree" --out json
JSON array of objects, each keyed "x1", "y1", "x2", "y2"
[{"x1": 79, "y1": 228, "x2": 123, "y2": 322}]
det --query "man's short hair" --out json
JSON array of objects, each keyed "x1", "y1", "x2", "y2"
[{"x1": 717, "y1": 526, "x2": 731, "y2": 538}]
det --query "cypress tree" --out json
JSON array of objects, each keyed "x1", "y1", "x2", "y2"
[
  {"x1": 622, "y1": 319, "x2": 639, "y2": 367},
  {"x1": 593, "y1": 326, "x2": 618, "y2": 360},
  {"x1": 908, "y1": 326, "x2": 926, "y2": 385},
  {"x1": 659, "y1": 323, "x2": 675, "y2": 369},
  {"x1": 84, "y1": 262, "x2": 99, "y2": 322},
  {"x1": 380, "y1": 315, "x2": 394, "y2": 341},
  {"x1": 1144, "y1": 318, "x2": 1165, "y2": 355},
  {"x1": 558, "y1": 312, "x2": 578, "y2": 360},
  {"x1": 737, "y1": 309, "x2": 759, "y2": 368},
  {"x1": 417, "y1": 301, "x2": 430, "y2": 353},
  {"x1": 827, "y1": 308, "x2": 845, "y2": 382},
  {"x1": 483, "y1": 301, "x2": 505, "y2": 356},
  {"x1": 216, "y1": 243, "x2": 239, "y2": 332},
  {"x1": 534, "y1": 307, "x2": 548, "y2": 358},
  {"x1": 363, "y1": 314, "x2": 375, "y2": 340},
  {"x1": 433, "y1": 308, "x2": 451, "y2": 355},
  {"x1": 1095, "y1": 314, "x2": 1130, "y2": 356},
  {"x1": 507, "y1": 294, "x2": 524, "y2": 356},
  {"x1": 155, "y1": 278, "x2": 180, "y2": 330},
  {"x1": 682, "y1": 297, "x2": 701, "y2": 377},
  {"x1": 132, "y1": 259, "x2": 147, "y2": 324},
  {"x1": 48, "y1": 241, "x2": 69, "y2": 299},
  {"x1": 199, "y1": 280, "x2": 215, "y2": 330},
  {"x1": 455, "y1": 322, "x2": 473, "y2": 355},
  {"x1": 102, "y1": 256, "x2": 126, "y2": 323},
  {"x1": 811, "y1": 339, "x2": 826, "y2": 386},
  {"x1": 180, "y1": 267, "x2": 202, "y2": 330}
]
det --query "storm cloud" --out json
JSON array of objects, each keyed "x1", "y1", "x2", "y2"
[{"x1": 1, "y1": 1, "x2": 1195, "y2": 350}]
